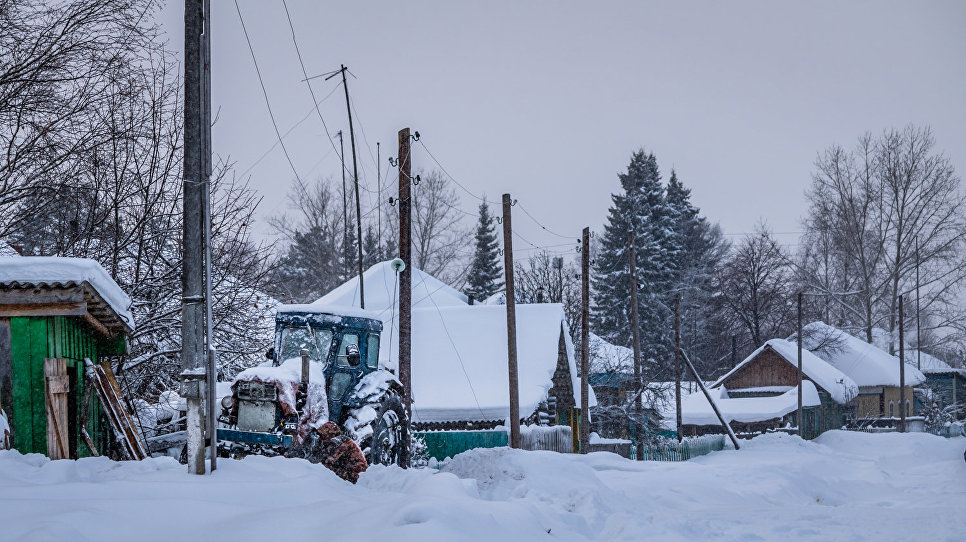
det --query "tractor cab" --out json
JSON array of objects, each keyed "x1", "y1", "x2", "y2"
[{"x1": 272, "y1": 306, "x2": 383, "y2": 423}]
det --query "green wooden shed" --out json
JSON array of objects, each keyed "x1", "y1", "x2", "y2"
[{"x1": 0, "y1": 256, "x2": 134, "y2": 458}]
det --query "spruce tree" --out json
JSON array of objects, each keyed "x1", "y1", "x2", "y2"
[
  {"x1": 464, "y1": 200, "x2": 504, "y2": 301},
  {"x1": 591, "y1": 150, "x2": 677, "y2": 367},
  {"x1": 362, "y1": 224, "x2": 381, "y2": 269}
]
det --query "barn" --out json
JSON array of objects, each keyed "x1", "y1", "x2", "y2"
[
  {"x1": 0, "y1": 256, "x2": 134, "y2": 458},
  {"x1": 679, "y1": 338, "x2": 857, "y2": 439}
]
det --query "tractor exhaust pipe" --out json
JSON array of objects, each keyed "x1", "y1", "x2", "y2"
[{"x1": 300, "y1": 348, "x2": 310, "y2": 392}]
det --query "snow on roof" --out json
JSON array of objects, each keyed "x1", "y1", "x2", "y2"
[
  {"x1": 802, "y1": 322, "x2": 926, "y2": 387},
  {"x1": 679, "y1": 381, "x2": 820, "y2": 427},
  {"x1": 589, "y1": 333, "x2": 633, "y2": 371},
  {"x1": 0, "y1": 256, "x2": 134, "y2": 329},
  {"x1": 0, "y1": 242, "x2": 19, "y2": 257},
  {"x1": 275, "y1": 302, "x2": 381, "y2": 320},
  {"x1": 401, "y1": 303, "x2": 594, "y2": 424},
  {"x1": 713, "y1": 338, "x2": 858, "y2": 404},
  {"x1": 313, "y1": 260, "x2": 467, "y2": 317},
  {"x1": 907, "y1": 350, "x2": 966, "y2": 377}
]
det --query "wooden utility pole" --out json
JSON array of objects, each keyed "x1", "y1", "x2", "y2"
[
  {"x1": 397, "y1": 128, "x2": 412, "y2": 467},
  {"x1": 916, "y1": 239, "x2": 928, "y2": 374},
  {"x1": 502, "y1": 194, "x2": 521, "y2": 449},
  {"x1": 679, "y1": 349, "x2": 740, "y2": 450},
  {"x1": 899, "y1": 295, "x2": 906, "y2": 433},
  {"x1": 377, "y1": 141, "x2": 382, "y2": 252},
  {"x1": 337, "y1": 130, "x2": 348, "y2": 279},
  {"x1": 627, "y1": 232, "x2": 643, "y2": 459},
  {"x1": 580, "y1": 227, "x2": 590, "y2": 452},
  {"x1": 182, "y1": 0, "x2": 210, "y2": 475},
  {"x1": 797, "y1": 292, "x2": 804, "y2": 437},
  {"x1": 674, "y1": 295, "x2": 682, "y2": 443},
  {"x1": 338, "y1": 65, "x2": 365, "y2": 308}
]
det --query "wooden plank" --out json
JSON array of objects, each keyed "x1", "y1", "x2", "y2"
[
  {"x1": 0, "y1": 303, "x2": 87, "y2": 318},
  {"x1": 0, "y1": 287, "x2": 85, "y2": 306},
  {"x1": 0, "y1": 319, "x2": 12, "y2": 432},
  {"x1": 44, "y1": 358, "x2": 70, "y2": 459},
  {"x1": 85, "y1": 359, "x2": 146, "y2": 460},
  {"x1": 9, "y1": 318, "x2": 29, "y2": 452},
  {"x1": 29, "y1": 318, "x2": 49, "y2": 454}
]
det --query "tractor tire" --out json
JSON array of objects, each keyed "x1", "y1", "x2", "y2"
[{"x1": 368, "y1": 392, "x2": 408, "y2": 467}]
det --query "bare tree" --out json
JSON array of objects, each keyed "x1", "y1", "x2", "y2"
[
  {"x1": 514, "y1": 251, "x2": 582, "y2": 340},
  {"x1": 717, "y1": 226, "x2": 796, "y2": 348},
  {"x1": 799, "y1": 126, "x2": 966, "y2": 353}
]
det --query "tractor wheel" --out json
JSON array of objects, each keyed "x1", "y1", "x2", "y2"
[{"x1": 369, "y1": 392, "x2": 408, "y2": 467}]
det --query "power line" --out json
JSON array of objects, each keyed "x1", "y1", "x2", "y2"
[
  {"x1": 237, "y1": 80, "x2": 343, "y2": 179},
  {"x1": 234, "y1": 0, "x2": 302, "y2": 182},
  {"x1": 417, "y1": 140, "x2": 496, "y2": 205},
  {"x1": 516, "y1": 202, "x2": 575, "y2": 240}
]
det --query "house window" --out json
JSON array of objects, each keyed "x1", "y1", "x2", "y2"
[
  {"x1": 906, "y1": 400, "x2": 911, "y2": 417},
  {"x1": 888, "y1": 401, "x2": 894, "y2": 418}
]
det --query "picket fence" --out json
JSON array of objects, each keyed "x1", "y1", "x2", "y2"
[{"x1": 633, "y1": 434, "x2": 727, "y2": 461}]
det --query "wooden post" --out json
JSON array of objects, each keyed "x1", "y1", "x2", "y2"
[
  {"x1": 674, "y1": 295, "x2": 682, "y2": 443},
  {"x1": 580, "y1": 227, "x2": 590, "y2": 452},
  {"x1": 797, "y1": 292, "x2": 803, "y2": 437},
  {"x1": 627, "y1": 232, "x2": 643, "y2": 460},
  {"x1": 679, "y1": 349, "x2": 740, "y2": 450},
  {"x1": 339, "y1": 65, "x2": 365, "y2": 309},
  {"x1": 899, "y1": 294, "x2": 906, "y2": 433},
  {"x1": 502, "y1": 194, "x2": 521, "y2": 449},
  {"x1": 397, "y1": 128, "x2": 412, "y2": 467},
  {"x1": 44, "y1": 358, "x2": 70, "y2": 459}
]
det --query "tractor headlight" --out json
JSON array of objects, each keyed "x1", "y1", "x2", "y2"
[{"x1": 221, "y1": 395, "x2": 233, "y2": 410}]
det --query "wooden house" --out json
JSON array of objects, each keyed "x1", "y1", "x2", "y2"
[
  {"x1": 802, "y1": 322, "x2": 925, "y2": 424},
  {"x1": 680, "y1": 339, "x2": 858, "y2": 439},
  {"x1": 910, "y1": 349, "x2": 966, "y2": 420},
  {"x1": 0, "y1": 257, "x2": 134, "y2": 458}
]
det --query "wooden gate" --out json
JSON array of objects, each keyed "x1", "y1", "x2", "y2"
[{"x1": 44, "y1": 358, "x2": 70, "y2": 459}]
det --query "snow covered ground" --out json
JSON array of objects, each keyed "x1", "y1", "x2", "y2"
[{"x1": 0, "y1": 431, "x2": 963, "y2": 541}]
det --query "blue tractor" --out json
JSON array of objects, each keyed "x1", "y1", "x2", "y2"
[{"x1": 217, "y1": 306, "x2": 408, "y2": 467}]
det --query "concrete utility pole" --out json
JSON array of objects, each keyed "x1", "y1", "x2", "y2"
[
  {"x1": 627, "y1": 232, "x2": 643, "y2": 460},
  {"x1": 580, "y1": 227, "x2": 590, "y2": 452},
  {"x1": 182, "y1": 0, "x2": 210, "y2": 475},
  {"x1": 915, "y1": 236, "x2": 921, "y2": 370},
  {"x1": 674, "y1": 295, "x2": 682, "y2": 443},
  {"x1": 899, "y1": 295, "x2": 906, "y2": 433},
  {"x1": 797, "y1": 292, "x2": 804, "y2": 437},
  {"x1": 397, "y1": 128, "x2": 412, "y2": 467},
  {"x1": 334, "y1": 65, "x2": 364, "y2": 308},
  {"x1": 200, "y1": 0, "x2": 216, "y2": 472},
  {"x1": 502, "y1": 194, "x2": 521, "y2": 449}
]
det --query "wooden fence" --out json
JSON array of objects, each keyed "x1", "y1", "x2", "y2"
[{"x1": 634, "y1": 435, "x2": 726, "y2": 461}]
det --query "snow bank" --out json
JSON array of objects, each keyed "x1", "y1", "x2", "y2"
[
  {"x1": 0, "y1": 256, "x2": 134, "y2": 328},
  {"x1": 0, "y1": 431, "x2": 964, "y2": 541},
  {"x1": 803, "y1": 322, "x2": 926, "y2": 387},
  {"x1": 680, "y1": 381, "x2": 820, "y2": 426},
  {"x1": 714, "y1": 338, "x2": 858, "y2": 404}
]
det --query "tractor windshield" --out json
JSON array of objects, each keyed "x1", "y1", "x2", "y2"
[{"x1": 279, "y1": 326, "x2": 333, "y2": 362}]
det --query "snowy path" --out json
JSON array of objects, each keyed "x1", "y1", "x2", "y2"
[{"x1": 1, "y1": 431, "x2": 963, "y2": 541}]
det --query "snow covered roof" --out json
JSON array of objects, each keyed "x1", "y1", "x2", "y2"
[
  {"x1": 0, "y1": 242, "x2": 19, "y2": 257},
  {"x1": 275, "y1": 302, "x2": 381, "y2": 320},
  {"x1": 313, "y1": 260, "x2": 468, "y2": 317},
  {"x1": 907, "y1": 350, "x2": 966, "y2": 377},
  {"x1": 679, "y1": 381, "x2": 820, "y2": 427},
  {"x1": 0, "y1": 256, "x2": 134, "y2": 331},
  {"x1": 801, "y1": 322, "x2": 926, "y2": 387},
  {"x1": 713, "y1": 339, "x2": 858, "y2": 404},
  {"x1": 589, "y1": 333, "x2": 633, "y2": 371},
  {"x1": 401, "y1": 303, "x2": 594, "y2": 424}
]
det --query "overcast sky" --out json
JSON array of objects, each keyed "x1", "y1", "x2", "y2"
[{"x1": 161, "y1": 1, "x2": 966, "y2": 261}]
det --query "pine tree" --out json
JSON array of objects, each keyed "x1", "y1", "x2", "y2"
[
  {"x1": 464, "y1": 200, "x2": 504, "y2": 301},
  {"x1": 665, "y1": 170, "x2": 730, "y2": 376},
  {"x1": 362, "y1": 225, "x2": 381, "y2": 269},
  {"x1": 591, "y1": 150, "x2": 677, "y2": 368}
]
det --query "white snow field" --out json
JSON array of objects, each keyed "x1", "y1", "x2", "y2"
[{"x1": 1, "y1": 431, "x2": 963, "y2": 542}]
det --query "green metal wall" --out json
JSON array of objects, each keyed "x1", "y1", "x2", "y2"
[
  {"x1": 416, "y1": 430, "x2": 509, "y2": 461},
  {"x1": 10, "y1": 316, "x2": 110, "y2": 457}
]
